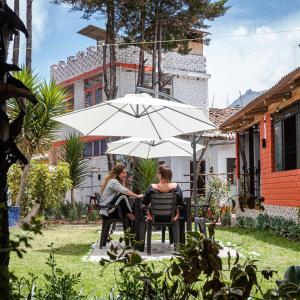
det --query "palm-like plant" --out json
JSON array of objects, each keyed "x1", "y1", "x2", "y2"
[
  {"x1": 61, "y1": 134, "x2": 90, "y2": 207},
  {"x1": 7, "y1": 68, "x2": 67, "y2": 206},
  {"x1": 132, "y1": 159, "x2": 158, "y2": 193}
]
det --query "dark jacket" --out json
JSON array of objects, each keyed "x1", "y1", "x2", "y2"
[{"x1": 142, "y1": 184, "x2": 184, "y2": 207}]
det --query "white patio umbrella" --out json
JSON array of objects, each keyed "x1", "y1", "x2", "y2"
[
  {"x1": 106, "y1": 137, "x2": 203, "y2": 159},
  {"x1": 54, "y1": 93, "x2": 216, "y2": 139}
]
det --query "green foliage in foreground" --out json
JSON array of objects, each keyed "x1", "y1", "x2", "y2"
[
  {"x1": 9, "y1": 225, "x2": 300, "y2": 298},
  {"x1": 8, "y1": 161, "x2": 72, "y2": 213},
  {"x1": 237, "y1": 214, "x2": 300, "y2": 242},
  {"x1": 100, "y1": 231, "x2": 300, "y2": 299}
]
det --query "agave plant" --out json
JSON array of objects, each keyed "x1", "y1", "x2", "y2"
[
  {"x1": 132, "y1": 159, "x2": 158, "y2": 193},
  {"x1": 61, "y1": 134, "x2": 90, "y2": 207}
]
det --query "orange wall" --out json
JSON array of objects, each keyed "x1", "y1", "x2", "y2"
[{"x1": 260, "y1": 112, "x2": 300, "y2": 206}]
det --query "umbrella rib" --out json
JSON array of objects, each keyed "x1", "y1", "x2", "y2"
[
  {"x1": 140, "y1": 107, "x2": 166, "y2": 117},
  {"x1": 165, "y1": 106, "x2": 216, "y2": 128},
  {"x1": 143, "y1": 105, "x2": 162, "y2": 139},
  {"x1": 128, "y1": 142, "x2": 143, "y2": 157},
  {"x1": 168, "y1": 140, "x2": 193, "y2": 155},
  {"x1": 106, "y1": 103, "x2": 137, "y2": 117},
  {"x1": 107, "y1": 141, "x2": 133, "y2": 153},
  {"x1": 154, "y1": 108, "x2": 185, "y2": 134},
  {"x1": 87, "y1": 103, "x2": 128, "y2": 135}
]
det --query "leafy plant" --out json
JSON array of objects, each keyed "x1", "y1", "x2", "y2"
[
  {"x1": 8, "y1": 161, "x2": 72, "y2": 215},
  {"x1": 61, "y1": 133, "x2": 90, "y2": 207},
  {"x1": 7, "y1": 68, "x2": 67, "y2": 208},
  {"x1": 237, "y1": 214, "x2": 300, "y2": 242},
  {"x1": 132, "y1": 159, "x2": 158, "y2": 193},
  {"x1": 100, "y1": 231, "x2": 277, "y2": 299},
  {"x1": 9, "y1": 244, "x2": 86, "y2": 299}
]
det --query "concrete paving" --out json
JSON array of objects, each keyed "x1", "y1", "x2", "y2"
[{"x1": 82, "y1": 231, "x2": 240, "y2": 262}]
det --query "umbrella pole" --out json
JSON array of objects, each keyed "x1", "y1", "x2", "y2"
[{"x1": 192, "y1": 132, "x2": 198, "y2": 231}]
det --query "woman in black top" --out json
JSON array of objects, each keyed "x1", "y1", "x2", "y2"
[{"x1": 142, "y1": 165, "x2": 184, "y2": 221}]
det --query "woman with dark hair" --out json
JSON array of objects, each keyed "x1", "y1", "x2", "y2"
[
  {"x1": 143, "y1": 165, "x2": 184, "y2": 221},
  {"x1": 100, "y1": 163, "x2": 143, "y2": 220}
]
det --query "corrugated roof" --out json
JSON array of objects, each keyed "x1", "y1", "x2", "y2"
[
  {"x1": 220, "y1": 66, "x2": 300, "y2": 131},
  {"x1": 209, "y1": 107, "x2": 240, "y2": 127}
]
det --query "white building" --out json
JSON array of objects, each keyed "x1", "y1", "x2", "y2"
[{"x1": 50, "y1": 25, "x2": 211, "y2": 202}]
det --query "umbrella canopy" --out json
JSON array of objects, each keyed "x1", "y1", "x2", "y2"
[
  {"x1": 54, "y1": 93, "x2": 216, "y2": 139},
  {"x1": 106, "y1": 137, "x2": 203, "y2": 159}
]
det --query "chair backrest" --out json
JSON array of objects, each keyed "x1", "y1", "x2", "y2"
[
  {"x1": 95, "y1": 192, "x2": 101, "y2": 204},
  {"x1": 150, "y1": 192, "x2": 177, "y2": 225}
]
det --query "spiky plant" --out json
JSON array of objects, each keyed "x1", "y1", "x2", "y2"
[
  {"x1": 61, "y1": 134, "x2": 90, "y2": 207},
  {"x1": 7, "y1": 68, "x2": 67, "y2": 207},
  {"x1": 132, "y1": 159, "x2": 158, "y2": 193}
]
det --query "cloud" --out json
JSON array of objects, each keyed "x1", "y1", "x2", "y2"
[{"x1": 206, "y1": 11, "x2": 300, "y2": 107}]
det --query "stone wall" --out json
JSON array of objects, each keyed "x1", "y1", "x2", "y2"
[
  {"x1": 51, "y1": 45, "x2": 207, "y2": 85},
  {"x1": 236, "y1": 204, "x2": 299, "y2": 223}
]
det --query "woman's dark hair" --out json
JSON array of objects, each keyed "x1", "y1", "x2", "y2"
[
  {"x1": 158, "y1": 165, "x2": 172, "y2": 183},
  {"x1": 100, "y1": 163, "x2": 126, "y2": 194}
]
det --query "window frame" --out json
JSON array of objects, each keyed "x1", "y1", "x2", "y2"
[{"x1": 273, "y1": 100, "x2": 300, "y2": 172}]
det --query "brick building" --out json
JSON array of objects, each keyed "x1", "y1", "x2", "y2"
[
  {"x1": 221, "y1": 67, "x2": 300, "y2": 222},
  {"x1": 50, "y1": 25, "x2": 210, "y2": 201}
]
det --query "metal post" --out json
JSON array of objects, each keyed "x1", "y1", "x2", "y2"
[{"x1": 192, "y1": 133, "x2": 198, "y2": 232}]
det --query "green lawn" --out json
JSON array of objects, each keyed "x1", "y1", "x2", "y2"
[{"x1": 9, "y1": 224, "x2": 300, "y2": 298}]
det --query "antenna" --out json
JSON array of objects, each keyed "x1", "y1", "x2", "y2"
[
  {"x1": 226, "y1": 93, "x2": 229, "y2": 107},
  {"x1": 211, "y1": 94, "x2": 215, "y2": 108}
]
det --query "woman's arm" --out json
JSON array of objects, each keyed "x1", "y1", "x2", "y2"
[{"x1": 110, "y1": 179, "x2": 143, "y2": 198}]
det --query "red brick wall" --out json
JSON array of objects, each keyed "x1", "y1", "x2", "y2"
[{"x1": 260, "y1": 112, "x2": 300, "y2": 206}]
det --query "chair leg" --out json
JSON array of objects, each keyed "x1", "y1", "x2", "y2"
[
  {"x1": 179, "y1": 219, "x2": 185, "y2": 244},
  {"x1": 172, "y1": 221, "x2": 180, "y2": 252},
  {"x1": 147, "y1": 221, "x2": 152, "y2": 255},
  {"x1": 168, "y1": 226, "x2": 174, "y2": 244},
  {"x1": 122, "y1": 219, "x2": 130, "y2": 247},
  {"x1": 161, "y1": 226, "x2": 166, "y2": 243},
  {"x1": 100, "y1": 219, "x2": 111, "y2": 249}
]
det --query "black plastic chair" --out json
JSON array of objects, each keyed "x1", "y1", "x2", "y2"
[
  {"x1": 145, "y1": 193, "x2": 180, "y2": 255},
  {"x1": 99, "y1": 204, "x2": 130, "y2": 249}
]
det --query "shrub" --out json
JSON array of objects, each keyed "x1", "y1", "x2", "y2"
[
  {"x1": 100, "y1": 231, "x2": 300, "y2": 299},
  {"x1": 237, "y1": 214, "x2": 300, "y2": 242},
  {"x1": 8, "y1": 161, "x2": 72, "y2": 215},
  {"x1": 10, "y1": 244, "x2": 86, "y2": 299}
]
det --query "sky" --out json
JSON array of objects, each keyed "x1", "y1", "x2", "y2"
[{"x1": 6, "y1": 0, "x2": 300, "y2": 108}]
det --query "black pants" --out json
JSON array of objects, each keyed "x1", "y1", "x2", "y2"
[{"x1": 107, "y1": 194, "x2": 132, "y2": 219}]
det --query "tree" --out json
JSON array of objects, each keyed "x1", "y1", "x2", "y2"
[
  {"x1": 121, "y1": 0, "x2": 229, "y2": 91},
  {"x1": 7, "y1": 68, "x2": 67, "y2": 211},
  {"x1": 26, "y1": 0, "x2": 33, "y2": 69},
  {"x1": 12, "y1": 0, "x2": 20, "y2": 65},
  {"x1": 61, "y1": 134, "x2": 90, "y2": 208}
]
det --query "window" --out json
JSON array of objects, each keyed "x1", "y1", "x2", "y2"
[
  {"x1": 83, "y1": 140, "x2": 107, "y2": 157},
  {"x1": 101, "y1": 140, "x2": 107, "y2": 155},
  {"x1": 85, "y1": 92, "x2": 92, "y2": 107},
  {"x1": 83, "y1": 143, "x2": 93, "y2": 158},
  {"x1": 65, "y1": 98, "x2": 74, "y2": 111},
  {"x1": 273, "y1": 101, "x2": 300, "y2": 171},
  {"x1": 95, "y1": 88, "x2": 102, "y2": 104},
  {"x1": 84, "y1": 75, "x2": 102, "y2": 90},
  {"x1": 93, "y1": 141, "x2": 100, "y2": 156},
  {"x1": 226, "y1": 158, "x2": 236, "y2": 184}
]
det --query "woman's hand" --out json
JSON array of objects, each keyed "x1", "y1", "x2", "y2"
[{"x1": 137, "y1": 194, "x2": 144, "y2": 198}]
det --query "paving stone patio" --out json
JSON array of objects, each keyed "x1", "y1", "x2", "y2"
[{"x1": 83, "y1": 231, "x2": 240, "y2": 262}]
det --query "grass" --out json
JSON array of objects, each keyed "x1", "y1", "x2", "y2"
[{"x1": 9, "y1": 224, "x2": 300, "y2": 298}]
